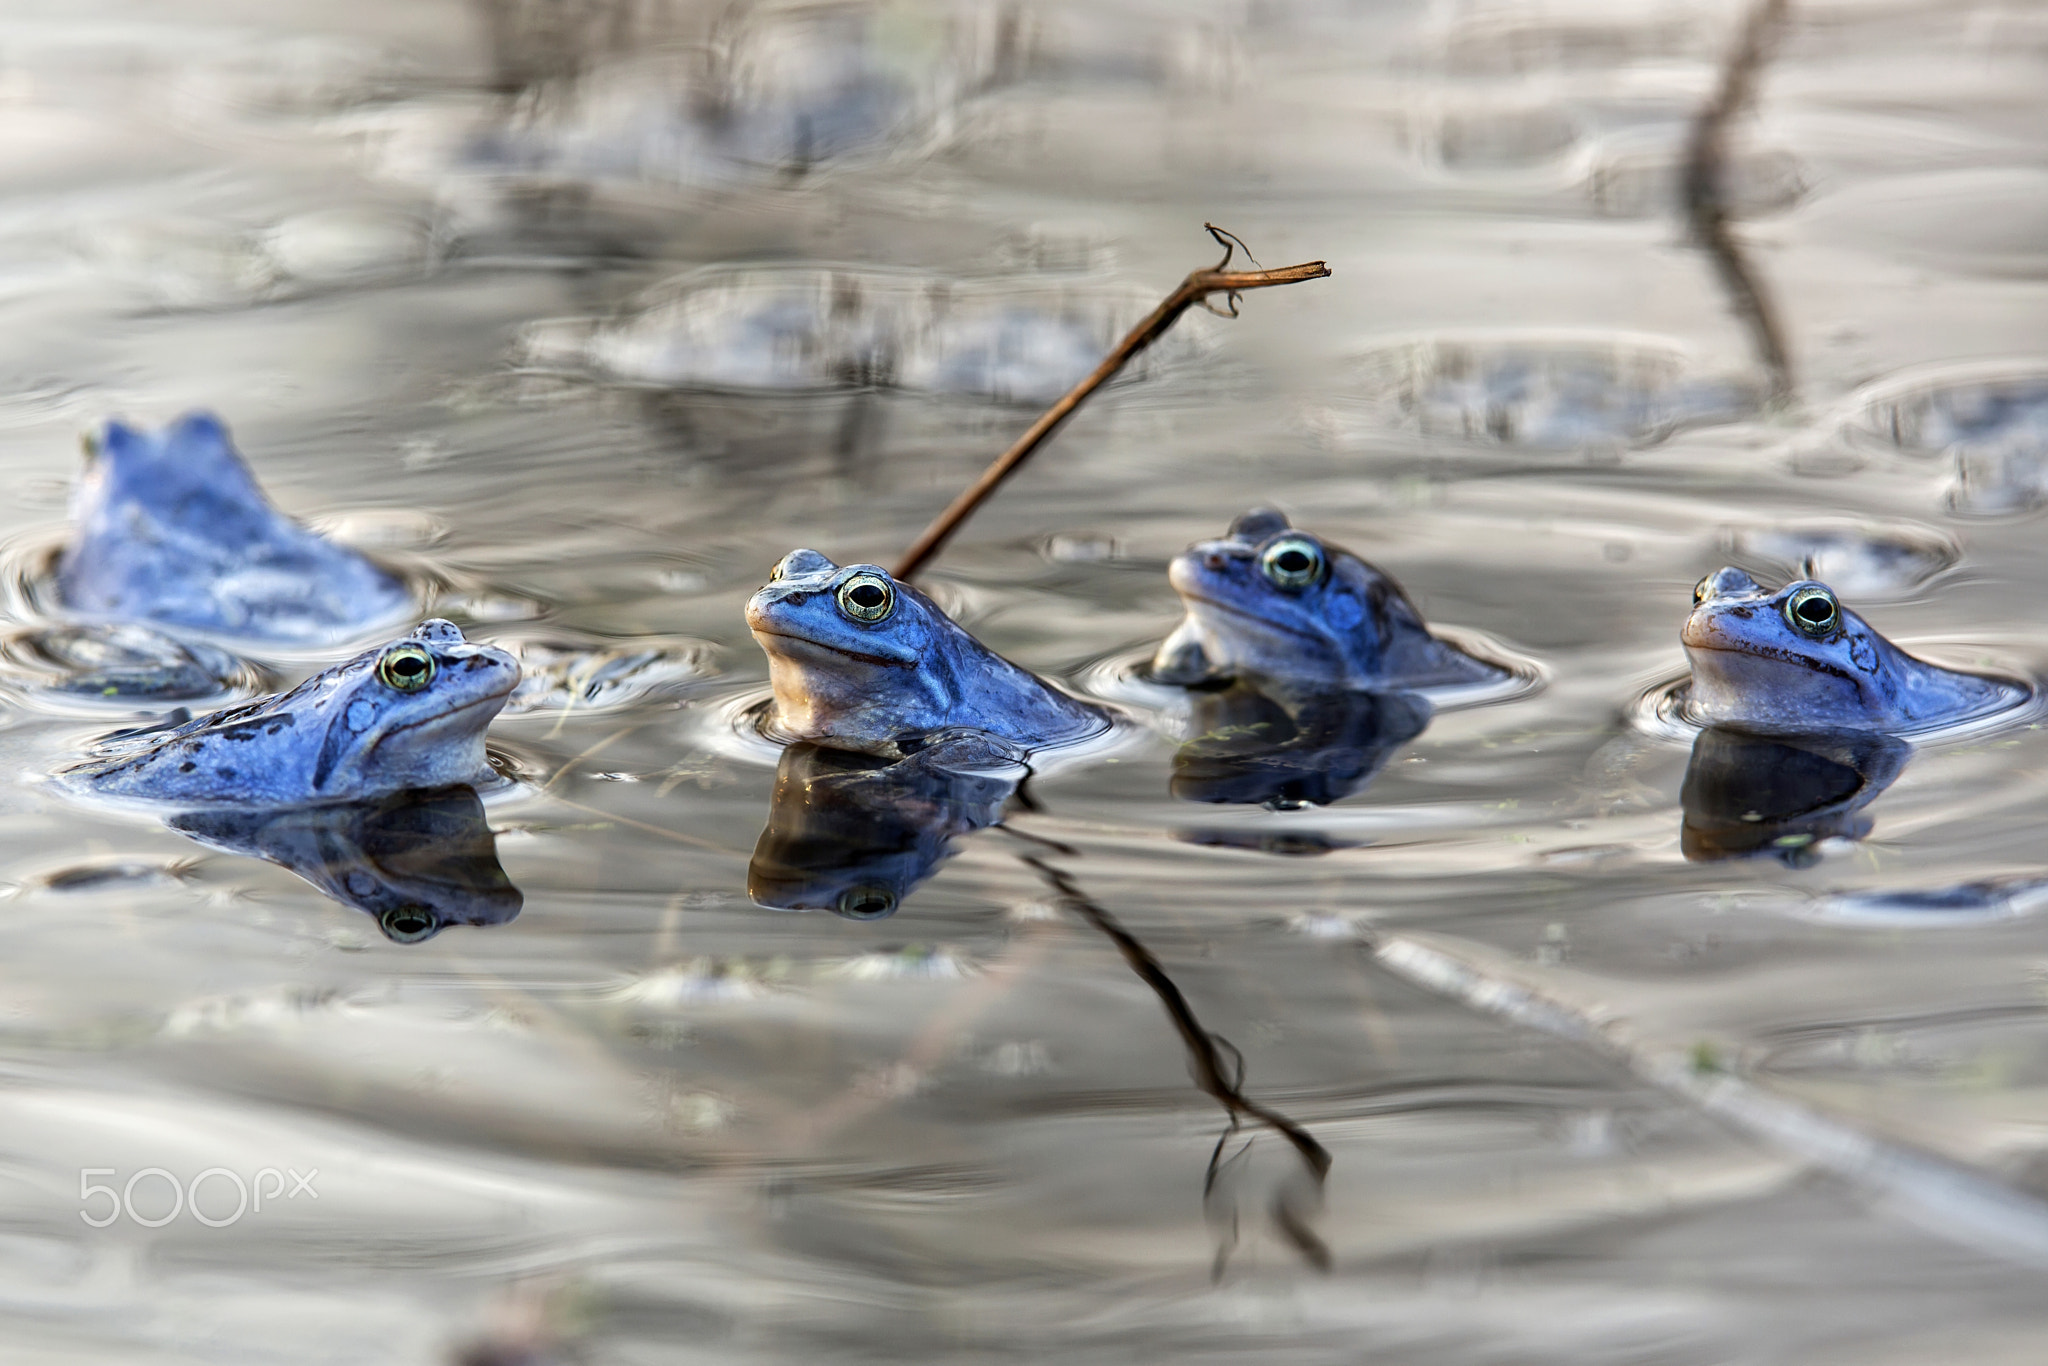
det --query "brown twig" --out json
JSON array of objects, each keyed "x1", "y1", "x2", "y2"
[
  {"x1": 893, "y1": 226, "x2": 1330, "y2": 581},
  {"x1": 1682, "y1": 0, "x2": 1794, "y2": 405}
]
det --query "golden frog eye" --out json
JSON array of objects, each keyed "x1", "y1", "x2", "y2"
[
  {"x1": 1784, "y1": 585, "x2": 1840, "y2": 638},
  {"x1": 379, "y1": 904, "x2": 440, "y2": 943},
  {"x1": 377, "y1": 643, "x2": 437, "y2": 692},
  {"x1": 1259, "y1": 535, "x2": 1326, "y2": 590},
  {"x1": 836, "y1": 884, "x2": 897, "y2": 919},
  {"x1": 836, "y1": 572, "x2": 895, "y2": 623},
  {"x1": 1693, "y1": 575, "x2": 1713, "y2": 605}
]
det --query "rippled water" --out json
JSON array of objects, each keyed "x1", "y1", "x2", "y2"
[{"x1": 3, "y1": 0, "x2": 2048, "y2": 1360}]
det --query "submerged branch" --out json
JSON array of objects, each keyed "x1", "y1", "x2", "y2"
[
  {"x1": 1682, "y1": 0, "x2": 1794, "y2": 404},
  {"x1": 1368, "y1": 930, "x2": 2048, "y2": 1269},
  {"x1": 893, "y1": 226, "x2": 1330, "y2": 581}
]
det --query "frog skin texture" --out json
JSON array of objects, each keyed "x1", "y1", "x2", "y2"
[
  {"x1": 1151, "y1": 508, "x2": 1500, "y2": 691},
  {"x1": 55, "y1": 411, "x2": 411, "y2": 644},
  {"x1": 66, "y1": 620, "x2": 518, "y2": 805},
  {"x1": 1683, "y1": 567, "x2": 2022, "y2": 734},
  {"x1": 746, "y1": 549, "x2": 1108, "y2": 758}
]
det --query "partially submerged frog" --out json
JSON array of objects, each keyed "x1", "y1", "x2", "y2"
[
  {"x1": 66, "y1": 621, "x2": 517, "y2": 805},
  {"x1": 1683, "y1": 568, "x2": 2022, "y2": 734},
  {"x1": 1152, "y1": 509, "x2": 1500, "y2": 690},
  {"x1": 746, "y1": 550, "x2": 1109, "y2": 757},
  {"x1": 56, "y1": 411, "x2": 411, "y2": 644}
]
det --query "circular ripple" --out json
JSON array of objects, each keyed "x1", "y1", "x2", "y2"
[
  {"x1": 1358, "y1": 333, "x2": 1762, "y2": 451},
  {"x1": 1071, "y1": 630, "x2": 1548, "y2": 737},
  {"x1": 1723, "y1": 520, "x2": 1960, "y2": 601},
  {"x1": 1627, "y1": 658, "x2": 2040, "y2": 745},
  {"x1": 1837, "y1": 363, "x2": 2048, "y2": 517},
  {"x1": 687, "y1": 684, "x2": 1144, "y2": 773},
  {"x1": 495, "y1": 633, "x2": 718, "y2": 717},
  {"x1": 0, "y1": 622, "x2": 274, "y2": 714}
]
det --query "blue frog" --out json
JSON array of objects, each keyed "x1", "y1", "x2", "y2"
[
  {"x1": 1683, "y1": 567, "x2": 2022, "y2": 733},
  {"x1": 66, "y1": 620, "x2": 517, "y2": 805},
  {"x1": 1151, "y1": 509, "x2": 1500, "y2": 690},
  {"x1": 746, "y1": 549, "x2": 1108, "y2": 757},
  {"x1": 56, "y1": 411, "x2": 411, "y2": 644}
]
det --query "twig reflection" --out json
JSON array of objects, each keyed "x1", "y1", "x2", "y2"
[
  {"x1": 1682, "y1": 0, "x2": 1794, "y2": 404},
  {"x1": 1013, "y1": 848, "x2": 1333, "y2": 1273}
]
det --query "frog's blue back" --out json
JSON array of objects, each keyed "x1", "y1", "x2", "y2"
[{"x1": 56, "y1": 411, "x2": 410, "y2": 645}]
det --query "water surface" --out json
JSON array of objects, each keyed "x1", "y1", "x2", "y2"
[{"x1": 2, "y1": 0, "x2": 2047, "y2": 1360}]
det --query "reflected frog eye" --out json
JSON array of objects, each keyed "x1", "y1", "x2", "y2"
[
  {"x1": 836, "y1": 884, "x2": 897, "y2": 919},
  {"x1": 836, "y1": 573, "x2": 895, "y2": 623},
  {"x1": 379, "y1": 904, "x2": 440, "y2": 943},
  {"x1": 377, "y1": 643, "x2": 437, "y2": 692},
  {"x1": 1259, "y1": 536, "x2": 1326, "y2": 590},
  {"x1": 1784, "y1": 585, "x2": 1840, "y2": 638}
]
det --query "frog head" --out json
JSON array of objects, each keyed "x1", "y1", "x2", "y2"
[
  {"x1": 1682, "y1": 567, "x2": 2012, "y2": 733},
  {"x1": 745, "y1": 548, "x2": 1105, "y2": 755},
  {"x1": 304, "y1": 620, "x2": 521, "y2": 798},
  {"x1": 1156, "y1": 508, "x2": 1491, "y2": 689}
]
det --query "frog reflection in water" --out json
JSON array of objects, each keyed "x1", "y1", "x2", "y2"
[
  {"x1": 1681, "y1": 726, "x2": 1909, "y2": 865},
  {"x1": 56, "y1": 411, "x2": 411, "y2": 644},
  {"x1": 171, "y1": 785, "x2": 521, "y2": 942},
  {"x1": 746, "y1": 549, "x2": 1108, "y2": 757},
  {"x1": 749, "y1": 734, "x2": 1023, "y2": 918},
  {"x1": 1173, "y1": 682, "x2": 1431, "y2": 810},
  {"x1": 1683, "y1": 567, "x2": 2021, "y2": 734},
  {"x1": 66, "y1": 621, "x2": 518, "y2": 805}
]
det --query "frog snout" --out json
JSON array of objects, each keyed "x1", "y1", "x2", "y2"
[{"x1": 1681, "y1": 608, "x2": 1752, "y2": 651}]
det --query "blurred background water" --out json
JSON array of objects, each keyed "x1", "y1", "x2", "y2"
[{"x1": 0, "y1": 0, "x2": 2047, "y2": 1360}]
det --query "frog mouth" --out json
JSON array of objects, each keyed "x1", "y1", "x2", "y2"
[
  {"x1": 1175, "y1": 588, "x2": 1329, "y2": 644},
  {"x1": 1683, "y1": 616, "x2": 1857, "y2": 682},
  {"x1": 380, "y1": 683, "x2": 517, "y2": 737},
  {"x1": 750, "y1": 628, "x2": 914, "y2": 668}
]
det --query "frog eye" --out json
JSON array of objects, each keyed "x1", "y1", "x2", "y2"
[
  {"x1": 836, "y1": 572, "x2": 895, "y2": 624},
  {"x1": 1693, "y1": 576, "x2": 1713, "y2": 605},
  {"x1": 377, "y1": 643, "x2": 437, "y2": 692},
  {"x1": 379, "y1": 904, "x2": 440, "y2": 943},
  {"x1": 1259, "y1": 536, "x2": 1326, "y2": 591},
  {"x1": 836, "y1": 884, "x2": 897, "y2": 919},
  {"x1": 1784, "y1": 585, "x2": 1840, "y2": 638}
]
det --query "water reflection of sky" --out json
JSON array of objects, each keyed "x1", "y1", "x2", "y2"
[{"x1": 0, "y1": 0, "x2": 2046, "y2": 1360}]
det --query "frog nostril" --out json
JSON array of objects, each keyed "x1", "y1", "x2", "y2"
[{"x1": 1204, "y1": 553, "x2": 1226, "y2": 571}]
